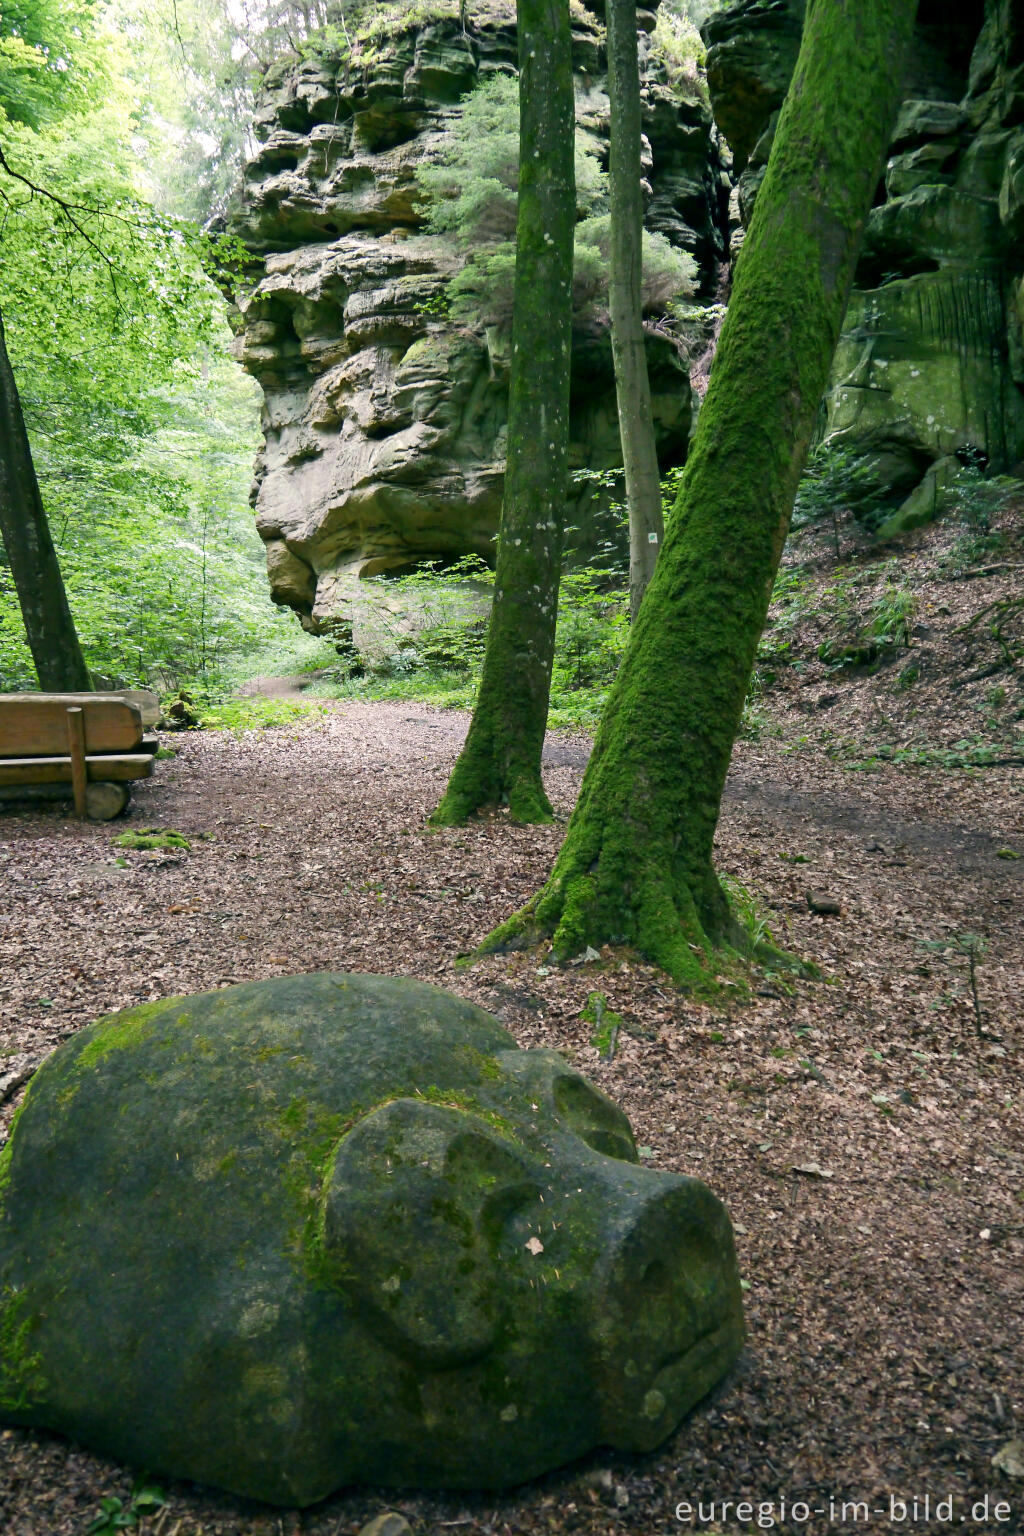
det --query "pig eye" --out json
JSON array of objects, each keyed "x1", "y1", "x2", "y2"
[{"x1": 553, "y1": 1074, "x2": 637, "y2": 1163}]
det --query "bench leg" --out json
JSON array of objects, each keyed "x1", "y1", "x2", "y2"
[{"x1": 66, "y1": 707, "x2": 87, "y2": 817}]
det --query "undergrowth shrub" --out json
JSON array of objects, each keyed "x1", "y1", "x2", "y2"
[
  {"x1": 792, "y1": 441, "x2": 883, "y2": 543},
  {"x1": 416, "y1": 73, "x2": 695, "y2": 334},
  {"x1": 314, "y1": 552, "x2": 630, "y2": 729}
]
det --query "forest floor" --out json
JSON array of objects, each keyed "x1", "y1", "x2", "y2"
[{"x1": 1, "y1": 510, "x2": 1023, "y2": 1536}]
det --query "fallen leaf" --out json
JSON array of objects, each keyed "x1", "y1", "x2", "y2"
[{"x1": 792, "y1": 1162, "x2": 834, "y2": 1179}]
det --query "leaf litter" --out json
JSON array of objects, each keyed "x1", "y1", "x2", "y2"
[{"x1": 0, "y1": 685, "x2": 1021, "y2": 1535}]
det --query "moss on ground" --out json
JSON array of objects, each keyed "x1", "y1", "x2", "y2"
[{"x1": 114, "y1": 828, "x2": 191, "y2": 852}]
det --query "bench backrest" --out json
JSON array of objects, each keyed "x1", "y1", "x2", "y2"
[{"x1": 0, "y1": 695, "x2": 143, "y2": 757}]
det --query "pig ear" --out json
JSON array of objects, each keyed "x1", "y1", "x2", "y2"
[{"x1": 322, "y1": 1098, "x2": 537, "y2": 1368}]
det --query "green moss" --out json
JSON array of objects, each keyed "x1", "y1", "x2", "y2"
[
  {"x1": 411, "y1": 1087, "x2": 515, "y2": 1137},
  {"x1": 400, "y1": 331, "x2": 460, "y2": 367},
  {"x1": 0, "y1": 1083, "x2": 34, "y2": 1199},
  {"x1": 77, "y1": 999, "x2": 179, "y2": 1072},
  {"x1": 114, "y1": 827, "x2": 191, "y2": 851},
  {"x1": 429, "y1": 0, "x2": 574, "y2": 828},
  {"x1": 580, "y1": 992, "x2": 622, "y2": 1055},
  {"x1": 0, "y1": 1288, "x2": 45, "y2": 1413},
  {"x1": 474, "y1": 0, "x2": 918, "y2": 991}
]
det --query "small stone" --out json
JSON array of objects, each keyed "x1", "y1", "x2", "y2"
[
  {"x1": 358, "y1": 1514, "x2": 413, "y2": 1536},
  {"x1": 992, "y1": 1439, "x2": 1024, "y2": 1479}
]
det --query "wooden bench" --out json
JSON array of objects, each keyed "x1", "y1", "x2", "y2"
[{"x1": 0, "y1": 693, "x2": 160, "y2": 820}]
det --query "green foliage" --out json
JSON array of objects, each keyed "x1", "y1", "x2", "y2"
[
  {"x1": 552, "y1": 569, "x2": 628, "y2": 698},
  {"x1": 650, "y1": 4, "x2": 708, "y2": 96},
  {"x1": 417, "y1": 73, "x2": 695, "y2": 333},
  {"x1": 120, "y1": 0, "x2": 343, "y2": 223},
  {"x1": 938, "y1": 460, "x2": 1019, "y2": 572},
  {"x1": 947, "y1": 454, "x2": 1017, "y2": 530},
  {"x1": 755, "y1": 561, "x2": 809, "y2": 674},
  {"x1": 0, "y1": 12, "x2": 297, "y2": 700},
  {"x1": 417, "y1": 73, "x2": 525, "y2": 244},
  {"x1": 719, "y1": 872, "x2": 774, "y2": 950},
  {"x1": 661, "y1": 0, "x2": 729, "y2": 26},
  {"x1": 792, "y1": 440, "x2": 883, "y2": 535},
  {"x1": 353, "y1": 555, "x2": 494, "y2": 679},
  {"x1": 347, "y1": 0, "x2": 461, "y2": 61},
  {"x1": 85, "y1": 1479, "x2": 166, "y2": 1534},
  {"x1": 817, "y1": 579, "x2": 916, "y2": 670},
  {"x1": 867, "y1": 583, "x2": 916, "y2": 649},
  {"x1": 0, "y1": 330, "x2": 284, "y2": 693},
  {"x1": 835, "y1": 735, "x2": 1022, "y2": 770},
  {"x1": 574, "y1": 216, "x2": 697, "y2": 324},
  {"x1": 310, "y1": 554, "x2": 631, "y2": 730},
  {"x1": 0, "y1": 0, "x2": 105, "y2": 128}
]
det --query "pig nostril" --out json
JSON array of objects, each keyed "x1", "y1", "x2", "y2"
[{"x1": 640, "y1": 1258, "x2": 669, "y2": 1288}]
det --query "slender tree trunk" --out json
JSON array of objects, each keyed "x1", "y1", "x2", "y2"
[
  {"x1": 607, "y1": 0, "x2": 664, "y2": 623},
  {"x1": 0, "y1": 308, "x2": 91, "y2": 691},
  {"x1": 431, "y1": 0, "x2": 575, "y2": 825},
  {"x1": 483, "y1": 0, "x2": 919, "y2": 983}
]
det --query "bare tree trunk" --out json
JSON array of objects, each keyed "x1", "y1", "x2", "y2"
[
  {"x1": 482, "y1": 0, "x2": 919, "y2": 984},
  {"x1": 431, "y1": 0, "x2": 575, "y2": 825},
  {"x1": 0, "y1": 308, "x2": 91, "y2": 691},
  {"x1": 607, "y1": 0, "x2": 664, "y2": 623}
]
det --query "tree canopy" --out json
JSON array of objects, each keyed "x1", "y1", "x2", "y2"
[{"x1": 0, "y1": 0, "x2": 307, "y2": 692}]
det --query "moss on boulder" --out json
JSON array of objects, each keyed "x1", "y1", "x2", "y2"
[{"x1": 0, "y1": 973, "x2": 743, "y2": 1507}]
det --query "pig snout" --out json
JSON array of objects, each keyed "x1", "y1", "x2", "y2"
[{"x1": 586, "y1": 1173, "x2": 744, "y2": 1450}]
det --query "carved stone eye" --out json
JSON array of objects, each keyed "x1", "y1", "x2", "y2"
[
  {"x1": 552, "y1": 1074, "x2": 638, "y2": 1163},
  {"x1": 322, "y1": 1098, "x2": 539, "y2": 1368}
]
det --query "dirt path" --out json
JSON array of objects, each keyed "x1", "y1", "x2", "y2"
[
  {"x1": 236, "y1": 671, "x2": 329, "y2": 698},
  {"x1": 0, "y1": 700, "x2": 1021, "y2": 1536}
]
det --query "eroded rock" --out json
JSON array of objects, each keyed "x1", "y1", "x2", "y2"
[
  {"x1": 0, "y1": 973, "x2": 744, "y2": 1507},
  {"x1": 704, "y1": 0, "x2": 1024, "y2": 511},
  {"x1": 230, "y1": 5, "x2": 719, "y2": 641}
]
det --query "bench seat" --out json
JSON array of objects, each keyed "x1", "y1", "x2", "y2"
[{"x1": 0, "y1": 753, "x2": 155, "y2": 786}]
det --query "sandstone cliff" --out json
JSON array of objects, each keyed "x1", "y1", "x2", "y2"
[
  {"x1": 230, "y1": 2, "x2": 721, "y2": 643},
  {"x1": 704, "y1": 0, "x2": 1024, "y2": 527}
]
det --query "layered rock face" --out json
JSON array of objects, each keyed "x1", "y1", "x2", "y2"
[
  {"x1": 231, "y1": 4, "x2": 721, "y2": 640},
  {"x1": 704, "y1": 0, "x2": 1024, "y2": 516}
]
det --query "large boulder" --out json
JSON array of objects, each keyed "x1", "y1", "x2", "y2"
[
  {"x1": 230, "y1": 4, "x2": 719, "y2": 643},
  {"x1": 703, "y1": 0, "x2": 1024, "y2": 509},
  {"x1": 0, "y1": 973, "x2": 744, "y2": 1507}
]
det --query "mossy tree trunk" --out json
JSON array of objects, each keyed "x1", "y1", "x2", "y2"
[
  {"x1": 483, "y1": 0, "x2": 919, "y2": 982},
  {"x1": 607, "y1": 0, "x2": 664, "y2": 623},
  {"x1": 430, "y1": 0, "x2": 575, "y2": 826},
  {"x1": 0, "y1": 308, "x2": 91, "y2": 691}
]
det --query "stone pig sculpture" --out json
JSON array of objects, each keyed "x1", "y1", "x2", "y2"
[{"x1": 0, "y1": 973, "x2": 744, "y2": 1506}]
